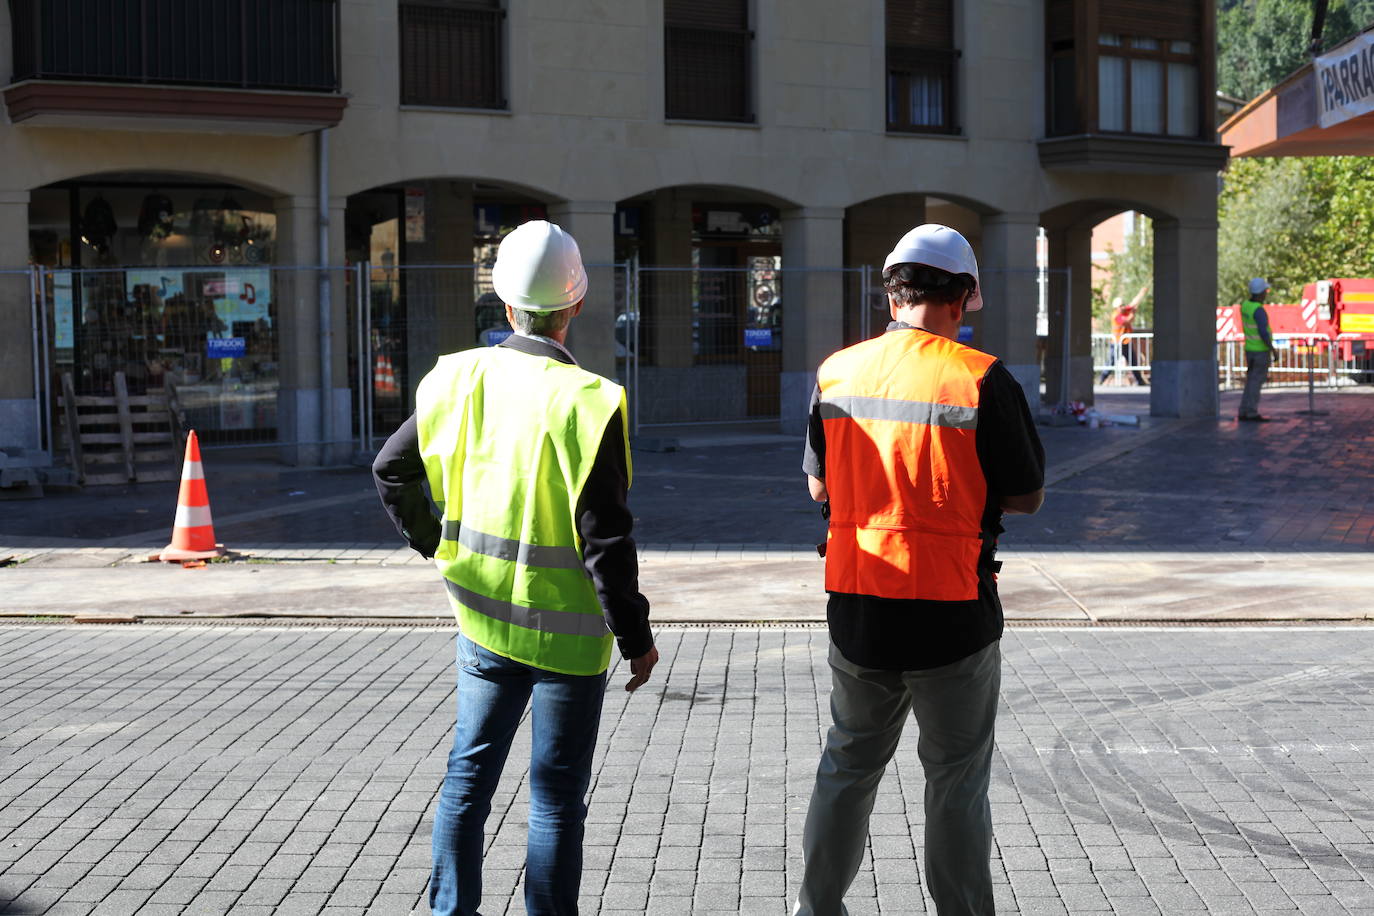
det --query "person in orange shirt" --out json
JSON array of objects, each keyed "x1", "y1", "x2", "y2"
[{"x1": 1100, "y1": 284, "x2": 1149, "y2": 386}]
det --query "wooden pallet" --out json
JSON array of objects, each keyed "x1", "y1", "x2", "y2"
[{"x1": 59, "y1": 372, "x2": 187, "y2": 486}]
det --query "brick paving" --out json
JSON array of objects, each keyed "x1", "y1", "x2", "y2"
[
  {"x1": 3, "y1": 624, "x2": 1374, "y2": 915},
  {"x1": 4, "y1": 389, "x2": 1373, "y2": 559}
]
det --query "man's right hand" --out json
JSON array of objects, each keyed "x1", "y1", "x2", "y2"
[{"x1": 625, "y1": 646, "x2": 659, "y2": 692}]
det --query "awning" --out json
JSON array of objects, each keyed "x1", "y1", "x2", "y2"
[{"x1": 1219, "y1": 29, "x2": 1374, "y2": 158}]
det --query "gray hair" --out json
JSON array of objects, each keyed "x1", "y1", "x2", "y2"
[{"x1": 511, "y1": 307, "x2": 573, "y2": 336}]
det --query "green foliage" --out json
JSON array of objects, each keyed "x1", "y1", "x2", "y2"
[
  {"x1": 1218, "y1": 0, "x2": 1374, "y2": 101},
  {"x1": 1094, "y1": 218, "x2": 1155, "y2": 329},
  {"x1": 1217, "y1": 157, "x2": 1374, "y2": 306}
]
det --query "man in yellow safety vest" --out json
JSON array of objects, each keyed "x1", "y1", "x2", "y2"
[
  {"x1": 373, "y1": 220, "x2": 658, "y2": 916},
  {"x1": 1239, "y1": 277, "x2": 1278, "y2": 422}
]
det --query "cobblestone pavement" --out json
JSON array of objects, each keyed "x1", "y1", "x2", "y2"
[
  {"x1": 3, "y1": 388, "x2": 1371, "y2": 556},
  {"x1": 3, "y1": 624, "x2": 1374, "y2": 915}
]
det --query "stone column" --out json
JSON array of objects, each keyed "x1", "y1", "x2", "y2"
[
  {"x1": 780, "y1": 206, "x2": 845, "y2": 435},
  {"x1": 646, "y1": 190, "x2": 694, "y2": 369},
  {"x1": 1044, "y1": 225, "x2": 1094, "y2": 406},
  {"x1": 407, "y1": 181, "x2": 475, "y2": 378},
  {"x1": 0, "y1": 192, "x2": 38, "y2": 450},
  {"x1": 273, "y1": 194, "x2": 350, "y2": 465},
  {"x1": 844, "y1": 194, "x2": 925, "y2": 343},
  {"x1": 1151, "y1": 216, "x2": 1219, "y2": 418},
  {"x1": 977, "y1": 212, "x2": 1042, "y2": 411},
  {"x1": 548, "y1": 200, "x2": 617, "y2": 380}
]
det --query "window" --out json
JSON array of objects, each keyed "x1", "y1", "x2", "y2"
[
  {"x1": 885, "y1": 0, "x2": 959, "y2": 134},
  {"x1": 400, "y1": 0, "x2": 504, "y2": 109},
  {"x1": 1097, "y1": 34, "x2": 1200, "y2": 137},
  {"x1": 664, "y1": 0, "x2": 753, "y2": 122},
  {"x1": 1046, "y1": 0, "x2": 1208, "y2": 139}
]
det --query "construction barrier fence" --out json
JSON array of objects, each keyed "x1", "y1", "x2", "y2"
[{"x1": 11, "y1": 258, "x2": 1373, "y2": 477}]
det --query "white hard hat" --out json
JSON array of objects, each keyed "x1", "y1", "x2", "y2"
[
  {"x1": 1248, "y1": 277, "x2": 1269, "y2": 296},
  {"x1": 491, "y1": 220, "x2": 588, "y2": 311},
  {"x1": 882, "y1": 224, "x2": 982, "y2": 311}
]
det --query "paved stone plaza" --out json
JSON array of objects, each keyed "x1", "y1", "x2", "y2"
[{"x1": 3, "y1": 624, "x2": 1374, "y2": 915}]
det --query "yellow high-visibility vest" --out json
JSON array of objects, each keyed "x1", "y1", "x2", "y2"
[{"x1": 416, "y1": 346, "x2": 627, "y2": 675}]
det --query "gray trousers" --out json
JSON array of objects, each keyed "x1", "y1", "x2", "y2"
[
  {"x1": 1239, "y1": 349, "x2": 1271, "y2": 417},
  {"x1": 793, "y1": 640, "x2": 1001, "y2": 916}
]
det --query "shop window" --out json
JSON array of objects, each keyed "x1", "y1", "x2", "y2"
[
  {"x1": 886, "y1": 0, "x2": 959, "y2": 134},
  {"x1": 664, "y1": 0, "x2": 753, "y2": 122},
  {"x1": 1098, "y1": 35, "x2": 1200, "y2": 137},
  {"x1": 400, "y1": 0, "x2": 506, "y2": 109}
]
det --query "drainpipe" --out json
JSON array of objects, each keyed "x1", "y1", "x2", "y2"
[{"x1": 317, "y1": 127, "x2": 332, "y2": 463}]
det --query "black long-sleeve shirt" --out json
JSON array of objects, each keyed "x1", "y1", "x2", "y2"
[{"x1": 372, "y1": 334, "x2": 653, "y2": 660}]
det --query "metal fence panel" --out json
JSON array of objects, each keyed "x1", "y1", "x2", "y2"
[
  {"x1": 355, "y1": 262, "x2": 630, "y2": 450},
  {"x1": 628, "y1": 265, "x2": 870, "y2": 429}
]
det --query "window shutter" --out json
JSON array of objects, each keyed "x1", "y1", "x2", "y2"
[
  {"x1": 400, "y1": 1, "x2": 504, "y2": 108},
  {"x1": 1099, "y1": 0, "x2": 1201, "y2": 43},
  {"x1": 1046, "y1": 0, "x2": 1075, "y2": 44},
  {"x1": 886, "y1": 0, "x2": 953, "y2": 50},
  {"x1": 664, "y1": 0, "x2": 752, "y2": 121},
  {"x1": 665, "y1": 0, "x2": 747, "y2": 31}
]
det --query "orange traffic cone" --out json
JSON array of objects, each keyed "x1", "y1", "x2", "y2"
[
  {"x1": 374, "y1": 354, "x2": 399, "y2": 397},
  {"x1": 158, "y1": 430, "x2": 226, "y2": 562}
]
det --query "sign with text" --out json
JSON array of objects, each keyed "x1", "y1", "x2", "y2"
[
  {"x1": 744, "y1": 328, "x2": 773, "y2": 348},
  {"x1": 1315, "y1": 31, "x2": 1374, "y2": 128},
  {"x1": 207, "y1": 337, "x2": 247, "y2": 359}
]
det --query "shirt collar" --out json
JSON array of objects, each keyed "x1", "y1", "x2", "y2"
[{"x1": 500, "y1": 330, "x2": 578, "y2": 365}]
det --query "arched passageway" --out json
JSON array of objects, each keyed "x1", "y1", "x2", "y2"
[{"x1": 1041, "y1": 198, "x2": 1217, "y2": 418}]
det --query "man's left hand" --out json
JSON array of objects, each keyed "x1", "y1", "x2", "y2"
[{"x1": 625, "y1": 647, "x2": 659, "y2": 692}]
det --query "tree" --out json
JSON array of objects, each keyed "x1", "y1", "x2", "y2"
[
  {"x1": 1217, "y1": 156, "x2": 1374, "y2": 306},
  {"x1": 1218, "y1": 0, "x2": 1374, "y2": 101}
]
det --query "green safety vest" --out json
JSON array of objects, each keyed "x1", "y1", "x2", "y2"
[
  {"x1": 1240, "y1": 299, "x2": 1271, "y2": 353},
  {"x1": 415, "y1": 346, "x2": 628, "y2": 676}
]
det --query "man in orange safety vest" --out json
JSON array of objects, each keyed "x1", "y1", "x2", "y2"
[{"x1": 793, "y1": 224, "x2": 1045, "y2": 916}]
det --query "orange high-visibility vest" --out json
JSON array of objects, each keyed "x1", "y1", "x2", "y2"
[{"x1": 817, "y1": 328, "x2": 997, "y2": 602}]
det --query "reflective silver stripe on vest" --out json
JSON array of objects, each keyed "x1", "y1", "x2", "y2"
[
  {"x1": 444, "y1": 579, "x2": 610, "y2": 639},
  {"x1": 441, "y1": 521, "x2": 585, "y2": 571},
  {"x1": 819, "y1": 395, "x2": 978, "y2": 430}
]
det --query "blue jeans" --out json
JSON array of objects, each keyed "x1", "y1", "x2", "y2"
[{"x1": 430, "y1": 632, "x2": 607, "y2": 916}]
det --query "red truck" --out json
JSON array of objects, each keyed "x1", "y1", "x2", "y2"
[{"x1": 1217, "y1": 278, "x2": 1374, "y2": 379}]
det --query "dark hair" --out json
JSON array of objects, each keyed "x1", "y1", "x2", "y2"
[
  {"x1": 512, "y1": 307, "x2": 573, "y2": 336},
  {"x1": 883, "y1": 263, "x2": 975, "y2": 308}
]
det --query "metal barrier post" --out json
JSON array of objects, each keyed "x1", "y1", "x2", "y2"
[
  {"x1": 861, "y1": 264, "x2": 871, "y2": 341},
  {"x1": 28, "y1": 265, "x2": 43, "y2": 451},
  {"x1": 630, "y1": 260, "x2": 640, "y2": 436},
  {"x1": 1058, "y1": 266, "x2": 1072, "y2": 406},
  {"x1": 355, "y1": 261, "x2": 367, "y2": 454},
  {"x1": 1297, "y1": 333, "x2": 1328, "y2": 416}
]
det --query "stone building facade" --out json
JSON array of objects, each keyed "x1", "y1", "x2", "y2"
[{"x1": 1, "y1": 0, "x2": 1227, "y2": 463}]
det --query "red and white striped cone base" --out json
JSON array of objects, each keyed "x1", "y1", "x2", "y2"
[{"x1": 158, "y1": 430, "x2": 227, "y2": 562}]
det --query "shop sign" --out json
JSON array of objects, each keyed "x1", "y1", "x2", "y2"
[
  {"x1": 693, "y1": 204, "x2": 780, "y2": 238},
  {"x1": 744, "y1": 328, "x2": 773, "y2": 348},
  {"x1": 1315, "y1": 31, "x2": 1374, "y2": 128},
  {"x1": 405, "y1": 188, "x2": 426, "y2": 243},
  {"x1": 616, "y1": 206, "x2": 641, "y2": 237},
  {"x1": 482, "y1": 328, "x2": 513, "y2": 347},
  {"x1": 475, "y1": 204, "x2": 551, "y2": 239},
  {"x1": 207, "y1": 337, "x2": 247, "y2": 359}
]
